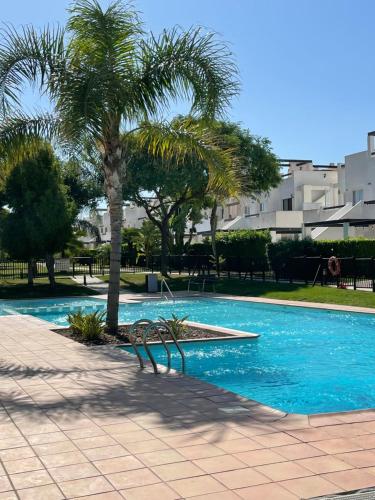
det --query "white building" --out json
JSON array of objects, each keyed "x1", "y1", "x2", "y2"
[{"x1": 82, "y1": 131, "x2": 375, "y2": 245}]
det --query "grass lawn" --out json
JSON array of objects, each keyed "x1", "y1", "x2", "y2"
[
  {"x1": 0, "y1": 277, "x2": 97, "y2": 300},
  {"x1": 101, "y1": 272, "x2": 375, "y2": 309}
]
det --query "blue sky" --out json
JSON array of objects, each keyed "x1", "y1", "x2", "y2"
[{"x1": 1, "y1": 0, "x2": 374, "y2": 163}]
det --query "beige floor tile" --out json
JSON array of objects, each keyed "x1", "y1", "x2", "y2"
[
  {"x1": 0, "y1": 492, "x2": 18, "y2": 500},
  {"x1": 33, "y1": 440, "x2": 77, "y2": 456},
  {"x1": 74, "y1": 435, "x2": 118, "y2": 450},
  {"x1": 0, "y1": 447, "x2": 35, "y2": 462},
  {"x1": 101, "y1": 422, "x2": 143, "y2": 435},
  {"x1": 18, "y1": 484, "x2": 64, "y2": 500},
  {"x1": 177, "y1": 443, "x2": 225, "y2": 460},
  {"x1": 71, "y1": 493, "x2": 124, "y2": 500},
  {"x1": 106, "y1": 468, "x2": 161, "y2": 490},
  {"x1": 94, "y1": 456, "x2": 143, "y2": 474},
  {"x1": 3, "y1": 457, "x2": 43, "y2": 475},
  {"x1": 84, "y1": 445, "x2": 130, "y2": 461},
  {"x1": 281, "y1": 476, "x2": 341, "y2": 497},
  {"x1": 296, "y1": 455, "x2": 353, "y2": 474},
  {"x1": 189, "y1": 492, "x2": 241, "y2": 500},
  {"x1": 256, "y1": 461, "x2": 313, "y2": 481},
  {"x1": 27, "y1": 432, "x2": 68, "y2": 446},
  {"x1": 112, "y1": 431, "x2": 154, "y2": 445},
  {"x1": 216, "y1": 438, "x2": 262, "y2": 454},
  {"x1": 213, "y1": 468, "x2": 270, "y2": 489},
  {"x1": 40, "y1": 450, "x2": 88, "y2": 468},
  {"x1": 136, "y1": 449, "x2": 185, "y2": 467},
  {"x1": 124, "y1": 439, "x2": 169, "y2": 454},
  {"x1": 252, "y1": 432, "x2": 300, "y2": 448},
  {"x1": 234, "y1": 448, "x2": 285, "y2": 466},
  {"x1": 10, "y1": 469, "x2": 53, "y2": 490},
  {"x1": 120, "y1": 482, "x2": 179, "y2": 499},
  {"x1": 151, "y1": 461, "x2": 204, "y2": 481},
  {"x1": 354, "y1": 434, "x2": 375, "y2": 450},
  {"x1": 335, "y1": 450, "x2": 375, "y2": 467},
  {"x1": 48, "y1": 462, "x2": 100, "y2": 482},
  {"x1": 235, "y1": 482, "x2": 298, "y2": 499},
  {"x1": 168, "y1": 475, "x2": 226, "y2": 497},
  {"x1": 324, "y1": 468, "x2": 375, "y2": 490},
  {"x1": 275, "y1": 443, "x2": 324, "y2": 460},
  {"x1": 313, "y1": 438, "x2": 363, "y2": 454},
  {"x1": 0, "y1": 476, "x2": 12, "y2": 493},
  {"x1": 194, "y1": 455, "x2": 247, "y2": 473},
  {"x1": 162, "y1": 433, "x2": 208, "y2": 448},
  {"x1": 58, "y1": 476, "x2": 114, "y2": 497},
  {"x1": 288, "y1": 428, "x2": 336, "y2": 442}
]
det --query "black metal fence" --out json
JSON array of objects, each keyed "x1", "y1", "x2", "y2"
[
  {"x1": 2, "y1": 254, "x2": 375, "y2": 291},
  {"x1": 276, "y1": 256, "x2": 375, "y2": 291}
]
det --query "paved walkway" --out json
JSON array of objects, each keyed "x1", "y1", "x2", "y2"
[{"x1": 2, "y1": 317, "x2": 375, "y2": 499}]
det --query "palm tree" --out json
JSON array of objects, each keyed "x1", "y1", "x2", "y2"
[{"x1": 0, "y1": 0, "x2": 239, "y2": 332}]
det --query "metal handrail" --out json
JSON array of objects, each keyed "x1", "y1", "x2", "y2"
[
  {"x1": 128, "y1": 319, "x2": 153, "y2": 370},
  {"x1": 127, "y1": 319, "x2": 186, "y2": 375},
  {"x1": 160, "y1": 278, "x2": 175, "y2": 301},
  {"x1": 145, "y1": 321, "x2": 186, "y2": 373}
]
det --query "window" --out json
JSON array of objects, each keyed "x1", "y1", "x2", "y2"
[
  {"x1": 244, "y1": 205, "x2": 250, "y2": 216},
  {"x1": 282, "y1": 198, "x2": 293, "y2": 211},
  {"x1": 259, "y1": 202, "x2": 265, "y2": 212},
  {"x1": 353, "y1": 189, "x2": 364, "y2": 204}
]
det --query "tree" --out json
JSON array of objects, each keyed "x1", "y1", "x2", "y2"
[
  {"x1": 2, "y1": 146, "x2": 75, "y2": 285},
  {"x1": 206, "y1": 122, "x2": 281, "y2": 272},
  {"x1": 0, "y1": 0, "x2": 239, "y2": 332},
  {"x1": 124, "y1": 135, "x2": 211, "y2": 276}
]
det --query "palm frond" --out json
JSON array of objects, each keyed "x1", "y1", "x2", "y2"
[
  {"x1": 138, "y1": 27, "x2": 240, "y2": 118},
  {"x1": 0, "y1": 112, "x2": 60, "y2": 166},
  {"x1": 0, "y1": 24, "x2": 65, "y2": 115},
  {"x1": 133, "y1": 117, "x2": 242, "y2": 195}
]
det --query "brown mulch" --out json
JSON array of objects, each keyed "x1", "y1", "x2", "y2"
[{"x1": 53, "y1": 323, "x2": 230, "y2": 346}]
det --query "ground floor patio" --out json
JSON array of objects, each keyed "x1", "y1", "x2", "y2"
[{"x1": 1, "y1": 315, "x2": 375, "y2": 499}]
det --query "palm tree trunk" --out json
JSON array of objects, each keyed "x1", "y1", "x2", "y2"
[
  {"x1": 104, "y1": 156, "x2": 123, "y2": 334},
  {"x1": 210, "y1": 199, "x2": 219, "y2": 276},
  {"x1": 45, "y1": 254, "x2": 55, "y2": 287},
  {"x1": 160, "y1": 218, "x2": 169, "y2": 277},
  {"x1": 27, "y1": 259, "x2": 34, "y2": 286}
]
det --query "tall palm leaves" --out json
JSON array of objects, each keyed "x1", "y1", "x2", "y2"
[{"x1": 0, "y1": 0, "x2": 239, "y2": 331}]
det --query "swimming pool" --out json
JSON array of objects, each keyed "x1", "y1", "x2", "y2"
[{"x1": 2, "y1": 296, "x2": 375, "y2": 414}]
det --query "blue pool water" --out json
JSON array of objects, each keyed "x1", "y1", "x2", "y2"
[{"x1": 2, "y1": 296, "x2": 375, "y2": 414}]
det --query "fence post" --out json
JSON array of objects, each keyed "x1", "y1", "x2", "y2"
[
  {"x1": 353, "y1": 256, "x2": 356, "y2": 290},
  {"x1": 304, "y1": 255, "x2": 308, "y2": 284},
  {"x1": 72, "y1": 260, "x2": 75, "y2": 278},
  {"x1": 372, "y1": 257, "x2": 375, "y2": 292},
  {"x1": 89, "y1": 262, "x2": 92, "y2": 278}
]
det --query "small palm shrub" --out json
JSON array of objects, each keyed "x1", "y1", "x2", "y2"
[
  {"x1": 67, "y1": 310, "x2": 105, "y2": 341},
  {"x1": 67, "y1": 310, "x2": 85, "y2": 335},
  {"x1": 160, "y1": 314, "x2": 189, "y2": 339}
]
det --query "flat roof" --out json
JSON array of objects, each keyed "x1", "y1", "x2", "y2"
[{"x1": 304, "y1": 218, "x2": 375, "y2": 227}]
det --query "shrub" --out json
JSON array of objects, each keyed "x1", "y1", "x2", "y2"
[
  {"x1": 160, "y1": 314, "x2": 189, "y2": 339},
  {"x1": 267, "y1": 238, "x2": 375, "y2": 271},
  {"x1": 67, "y1": 310, "x2": 105, "y2": 341},
  {"x1": 189, "y1": 230, "x2": 271, "y2": 270}
]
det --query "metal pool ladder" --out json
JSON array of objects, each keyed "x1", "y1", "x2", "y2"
[
  {"x1": 160, "y1": 278, "x2": 175, "y2": 302},
  {"x1": 127, "y1": 319, "x2": 185, "y2": 374}
]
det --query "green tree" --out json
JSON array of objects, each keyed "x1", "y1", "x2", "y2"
[
  {"x1": 134, "y1": 220, "x2": 161, "y2": 267},
  {"x1": 2, "y1": 147, "x2": 75, "y2": 285},
  {"x1": 0, "y1": 0, "x2": 238, "y2": 331},
  {"x1": 124, "y1": 136, "x2": 211, "y2": 276},
  {"x1": 206, "y1": 122, "x2": 281, "y2": 272}
]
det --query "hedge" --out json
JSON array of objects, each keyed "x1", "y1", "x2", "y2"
[
  {"x1": 268, "y1": 238, "x2": 375, "y2": 270},
  {"x1": 189, "y1": 230, "x2": 271, "y2": 268}
]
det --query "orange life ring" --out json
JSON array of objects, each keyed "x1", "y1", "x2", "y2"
[{"x1": 328, "y1": 256, "x2": 341, "y2": 277}]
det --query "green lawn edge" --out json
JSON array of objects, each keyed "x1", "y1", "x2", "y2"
[{"x1": 102, "y1": 272, "x2": 375, "y2": 309}]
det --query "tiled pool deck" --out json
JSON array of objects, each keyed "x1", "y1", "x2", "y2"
[{"x1": 2, "y1": 315, "x2": 375, "y2": 499}]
